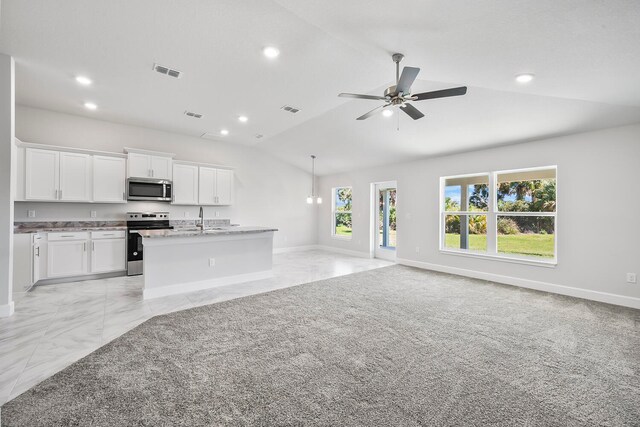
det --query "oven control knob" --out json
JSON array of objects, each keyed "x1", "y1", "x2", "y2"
[{"x1": 133, "y1": 252, "x2": 138, "y2": 256}]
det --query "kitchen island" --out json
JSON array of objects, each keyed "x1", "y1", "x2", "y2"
[{"x1": 139, "y1": 226, "x2": 277, "y2": 299}]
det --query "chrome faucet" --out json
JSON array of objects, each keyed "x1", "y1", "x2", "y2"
[{"x1": 197, "y1": 206, "x2": 205, "y2": 230}]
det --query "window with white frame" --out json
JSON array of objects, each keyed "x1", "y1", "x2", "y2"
[
  {"x1": 441, "y1": 167, "x2": 557, "y2": 263},
  {"x1": 332, "y1": 187, "x2": 352, "y2": 238}
]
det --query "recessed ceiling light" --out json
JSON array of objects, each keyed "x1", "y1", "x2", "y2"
[
  {"x1": 382, "y1": 109, "x2": 393, "y2": 117},
  {"x1": 515, "y1": 73, "x2": 535, "y2": 83},
  {"x1": 84, "y1": 102, "x2": 97, "y2": 110},
  {"x1": 263, "y1": 46, "x2": 280, "y2": 59},
  {"x1": 238, "y1": 115, "x2": 248, "y2": 123},
  {"x1": 220, "y1": 129, "x2": 229, "y2": 136},
  {"x1": 75, "y1": 76, "x2": 92, "y2": 86}
]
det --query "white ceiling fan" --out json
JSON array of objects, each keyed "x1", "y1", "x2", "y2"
[{"x1": 339, "y1": 53, "x2": 467, "y2": 120}]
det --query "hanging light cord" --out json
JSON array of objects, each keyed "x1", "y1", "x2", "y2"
[{"x1": 311, "y1": 155, "x2": 316, "y2": 197}]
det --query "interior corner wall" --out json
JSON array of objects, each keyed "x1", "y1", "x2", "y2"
[
  {"x1": 317, "y1": 123, "x2": 640, "y2": 305},
  {"x1": 14, "y1": 105, "x2": 317, "y2": 249}
]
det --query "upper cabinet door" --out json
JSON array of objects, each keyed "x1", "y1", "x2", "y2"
[
  {"x1": 216, "y1": 169, "x2": 234, "y2": 205},
  {"x1": 93, "y1": 156, "x2": 126, "y2": 203},
  {"x1": 59, "y1": 152, "x2": 92, "y2": 201},
  {"x1": 25, "y1": 148, "x2": 59, "y2": 201},
  {"x1": 150, "y1": 156, "x2": 172, "y2": 180},
  {"x1": 172, "y1": 164, "x2": 199, "y2": 205},
  {"x1": 198, "y1": 167, "x2": 216, "y2": 205},
  {"x1": 128, "y1": 153, "x2": 151, "y2": 178}
]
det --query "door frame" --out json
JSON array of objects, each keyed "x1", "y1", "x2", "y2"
[{"x1": 370, "y1": 181, "x2": 397, "y2": 261}]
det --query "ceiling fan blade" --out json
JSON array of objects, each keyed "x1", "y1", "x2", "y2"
[
  {"x1": 412, "y1": 86, "x2": 467, "y2": 101},
  {"x1": 400, "y1": 103, "x2": 425, "y2": 120},
  {"x1": 339, "y1": 93, "x2": 386, "y2": 101},
  {"x1": 356, "y1": 104, "x2": 389, "y2": 120},
  {"x1": 396, "y1": 66, "x2": 420, "y2": 95}
]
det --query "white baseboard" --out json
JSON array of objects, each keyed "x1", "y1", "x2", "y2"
[
  {"x1": 273, "y1": 245, "x2": 320, "y2": 254},
  {"x1": 143, "y1": 270, "x2": 274, "y2": 300},
  {"x1": 316, "y1": 245, "x2": 373, "y2": 259},
  {"x1": 0, "y1": 301, "x2": 15, "y2": 317},
  {"x1": 397, "y1": 258, "x2": 640, "y2": 310}
]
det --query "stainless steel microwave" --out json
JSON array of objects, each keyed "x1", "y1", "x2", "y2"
[{"x1": 127, "y1": 178, "x2": 172, "y2": 202}]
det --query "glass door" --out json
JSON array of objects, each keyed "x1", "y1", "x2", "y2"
[{"x1": 374, "y1": 183, "x2": 397, "y2": 260}]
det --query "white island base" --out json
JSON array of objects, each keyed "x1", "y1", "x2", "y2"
[{"x1": 141, "y1": 229, "x2": 276, "y2": 300}]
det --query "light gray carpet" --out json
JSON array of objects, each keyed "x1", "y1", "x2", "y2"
[{"x1": 2, "y1": 265, "x2": 640, "y2": 426}]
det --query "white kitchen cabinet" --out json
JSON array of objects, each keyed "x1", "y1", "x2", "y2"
[
  {"x1": 47, "y1": 239, "x2": 88, "y2": 278},
  {"x1": 198, "y1": 167, "x2": 233, "y2": 205},
  {"x1": 91, "y1": 238, "x2": 125, "y2": 273},
  {"x1": 59, "y1": 152, "x2": 92, "y2": 201},
  {"x1": 150, "y1": 156, "x2": 172, "y2": 180},
  {"x1": 172, "y1": 163, "x2": 199, "y2": 205},
  {"x1": 93, "y1": 155, "x2": 126, "y2": 202},
  {"x1": 198, "y1": 167, "x2": 217, "y2": 205},
  {"x1": 25, "y1": 148, "x2": 59, "y2": 200},
  {"x1": 127, "y1": 152, "x2": 173, "y2": 179},
  {"x1": 12, "y1": 234, "x2": 33, "y2": 292},
  {"x1": 128, "y1": 152, "x2": 152, "y2": 178},
  {"x1": 216, "y1": 169, "x2": 233, "y2": 205},
  {"x1": 24, "y1": 148, "x2": 93, "y2": 202}
]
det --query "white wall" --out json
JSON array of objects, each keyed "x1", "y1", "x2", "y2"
[
  {"x1": 0, "y1": 55, "x2": 16, "y2": 317},
  {"x1": 318, "y1": 124, "x2": 640, "y2": 306},
  {"x1": 14, "y1": 106, "x2": 317, "y2": 249}
]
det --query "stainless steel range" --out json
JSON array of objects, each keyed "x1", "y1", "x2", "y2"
[{"x1": 126, "y1": 212, "x2": 172, "y2": 276}]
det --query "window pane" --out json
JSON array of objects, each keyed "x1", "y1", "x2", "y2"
[
  {"x1": 335, "y1": 213, "x2": 352, "y2": 236},
  {"x1": 497, "y1": 215, "x2": 555, "y2": 258},
  {"x1": 497, "y1": 169, "x2": 556, "y2": 212},
  {"x1": 444, "y1": 214, "x2": 487, "y2": 252},
  {"x1": 444, "y1": 175, "x2": 489, "y2": 212},
  {"x1": 335, "y1": 187, "x2": 352, "y2": 212}
]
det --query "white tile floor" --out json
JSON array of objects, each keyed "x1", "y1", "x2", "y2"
[{"x1": 0, "y1": 250, "x2": 392, "y2": 405}]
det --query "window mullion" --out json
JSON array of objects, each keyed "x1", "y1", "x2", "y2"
[{"x1": 487, "y1": 172, "x2": 497, "y2": 255}]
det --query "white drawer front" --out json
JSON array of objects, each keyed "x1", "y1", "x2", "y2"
[
  {"x1": 48, "y1": 231, "x2": 90, "y2": 241},
  {"x1": 91, "y1": 230, "x2": 126, "y2": 239}
]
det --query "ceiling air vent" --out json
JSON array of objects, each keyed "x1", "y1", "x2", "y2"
[
  {"x1": 281, "y1": 105, "x2": 301, "y2": 114},
  {"x1": 184, "y1": 111, "x2": 203, "y2": 119},
  {"x1": 153, "y1": 63, "x2": 181, "y2": 78}
]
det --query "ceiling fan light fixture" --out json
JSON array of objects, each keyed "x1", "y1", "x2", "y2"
[
  {"x1": 382, "y1": 109, "x2": 393, "y2": 117},
  {"x1": 515, "y1": 73, "x2": 535, "y2": 83}
]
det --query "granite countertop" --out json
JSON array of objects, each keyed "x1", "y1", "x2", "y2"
[
  {"x1": 137, "y1": 226, "x2": 278, "y2": 239},
  {"x1": 14, "y1": 221, "x2": 127, "y2": 234}
]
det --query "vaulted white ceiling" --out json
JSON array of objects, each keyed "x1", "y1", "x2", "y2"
[{"x1": 2, "y1": 0, "x2": 639, "y2": 174}]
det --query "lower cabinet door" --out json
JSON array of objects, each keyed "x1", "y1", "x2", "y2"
[
  {"x1": 91, "y1": 239, "x2": 126, "y2": 273},
  {"x1": 47, "y1": 240, "x2": 88, "y2": 277}
]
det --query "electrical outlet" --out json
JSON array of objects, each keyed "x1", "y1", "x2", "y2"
[
  {"x1": 627, "y1": 273, "x2": 637, "y2": 284},
  {"x1": 184, "y1": 212, "x2": 190, "y2": 218},
  {"x1": 415, "y1": 246, "x2": 420, "y2": 254},
  {"x1": 215, "y1": 211, "x2": 220, "y2": 217},
  {"x1": 27, "y1": 210, "x2": 36, "y2": 218},
  {"x1": 209, "y1": 258, "x2": 216, "y2": 267},
  {"x1": 90, "y1": 210, "x2": 97, "y2": 218}
]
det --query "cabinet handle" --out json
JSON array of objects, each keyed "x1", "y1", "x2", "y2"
[
  {"x1": 61, "y1": 235, "x2": 75, "y2": 238},
  {"x1": 83, "y1": 242, "x2": 86, "y2": 252},
  {"x1": 35, "y1": 247, "x2": 40, "y2": 256},
  {"x1": 55, "y1": 189, "x2": 58, "y2": 199},
  {"x1": 59, "y1": 190, "x2": 62, "y2": 199},
  {"x1": 123, "y1": 192, "x2": 125, "y2": 201},
  {"x1": 92, "y1": 241, "x2": 95, "y2": 251}
]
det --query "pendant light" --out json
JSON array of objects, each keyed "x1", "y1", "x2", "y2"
[{"x1": 307, "y1": 155, "x2": 322, "y2": 204}]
